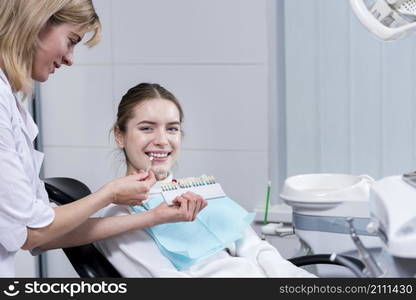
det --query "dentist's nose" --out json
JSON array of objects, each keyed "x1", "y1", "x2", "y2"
[{"x1": 62, "y1": 50, "x2": 74, "y2": 66}]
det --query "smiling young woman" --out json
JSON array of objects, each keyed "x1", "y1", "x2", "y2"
[
  {"x1": 94, "y1": 82, "x2": 316, "y2": 278},
  {"x1": 114, "y1": 83, "x2": 184, "y2": 181}
]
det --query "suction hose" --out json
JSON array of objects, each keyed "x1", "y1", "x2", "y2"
[{"x1": 288, "y1": 253, "x2": 367, "y2": 278}]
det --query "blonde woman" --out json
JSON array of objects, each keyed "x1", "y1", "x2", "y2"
[{"x1": 0, "y1": 0, "x2": 206, "y2": 277}]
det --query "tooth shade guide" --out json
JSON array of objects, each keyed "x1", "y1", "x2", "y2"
[
  {"x1": 160, "y1": 175, "x2": 226, "y2": 205},
  {"x1": 161, "y1": 175, "x2": 217, "y2": 192}
]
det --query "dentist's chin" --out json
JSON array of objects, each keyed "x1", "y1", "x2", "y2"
[{"x1": 34, "y1": 74, "x2": 49, "y2": 82}]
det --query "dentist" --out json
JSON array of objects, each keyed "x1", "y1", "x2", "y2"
[{"x1": 0, "y1": 0, "x2": 206, "y2": 277}]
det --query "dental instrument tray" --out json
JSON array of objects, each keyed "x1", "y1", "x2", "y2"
[{"x1": 161, "y1": 175, "x2": 226, "y2": 205}]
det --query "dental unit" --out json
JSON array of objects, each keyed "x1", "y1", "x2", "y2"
[
  {"x1": 350, "y1": 0, "x2": 416, "y2": 41},
  {"x1": 262, "y1": 167, "x2": 416, "y2": 277},
  {"x1": 364, "y1": 173, "x2": 416, "y2": 276},
  {"x1": 261, "y1": 169, "x2": 416, "y2": 277},
  {"x1": 348, "y1": 0, "x2": 416, "y2": 277},
  {"x1": 276, "y1": 173, "x2": 383, "y2": 277},
  {"x1": 259, "y1": 0, "x2": 416, "y2": 278}
]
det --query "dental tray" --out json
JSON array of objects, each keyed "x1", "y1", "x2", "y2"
[{"x1": 161, "y1": 175, "x2": 226, "y2": 205}]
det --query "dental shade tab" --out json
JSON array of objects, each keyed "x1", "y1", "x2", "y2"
[
  {"x1": 145, "y1": 156, "x2": 154, "y2": 172},
  {"x1": 161, "y1": 175, "x2": 226, "y2": 205}
]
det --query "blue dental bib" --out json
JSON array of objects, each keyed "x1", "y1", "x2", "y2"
[{"x1": 131, "y1": 194, "x2": 255, "y2": 270}]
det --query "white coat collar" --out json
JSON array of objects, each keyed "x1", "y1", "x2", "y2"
[
  {"x1": 15, "y1": 100, "x2": 39, "y2": 143},
  {"x1": 0, "y1": 68, "x2": 11, "y2": 91},
  {"x1": 0, "y1": 69, "x2": 39, "y2": 143}
]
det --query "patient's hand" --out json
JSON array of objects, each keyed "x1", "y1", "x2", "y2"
[
  {"x1": 106, "y1": 170, "x2": 156, "y2": 206},
  {"x1": 151, "y1": 191, "x2": 208, "y2": 224}
]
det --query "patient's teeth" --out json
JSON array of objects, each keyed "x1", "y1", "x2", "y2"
[{"x1": 149, "y1": 152, "x2": 168, "y2": 158}]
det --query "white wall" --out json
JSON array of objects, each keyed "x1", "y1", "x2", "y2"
[{"x1": 32, "y1": 0, "x2": 284, "y2": 277}]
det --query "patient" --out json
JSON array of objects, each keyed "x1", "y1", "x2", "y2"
[{"x1": 95, "y1": 83, "x2": 316, "y2": 277}]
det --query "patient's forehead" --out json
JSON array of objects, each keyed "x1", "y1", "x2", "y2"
[{"x1": 130, "y1": 98, "x2": 180, "y2": 123}]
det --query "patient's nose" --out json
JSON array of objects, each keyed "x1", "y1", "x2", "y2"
[{"x1": 154, "y1": 129, "x2": 168, "y2": 145}]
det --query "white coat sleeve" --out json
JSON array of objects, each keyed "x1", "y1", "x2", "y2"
[
  {"x1": 0, "y1": 88, "x2": 54, "y2": 252},
  {"x1": 234, "y1": 227, "x2": 317, "y2": 277},
  {"x1": 94, "y1": 205, "x2": 190, "y2": 278}
]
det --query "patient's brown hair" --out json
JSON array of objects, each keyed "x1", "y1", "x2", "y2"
[{"x1": 114, "y1": 83, "x2": 184, "y2": 135}]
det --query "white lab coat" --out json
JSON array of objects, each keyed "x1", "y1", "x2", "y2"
[
  {"x1": 0, "y1": 69, "x2": 55, "y2": 277},
  {"x1": 95, "y1": 179, "x2": 316, "y2": 278}
]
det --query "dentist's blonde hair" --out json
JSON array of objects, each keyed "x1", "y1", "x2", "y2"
[{"x1": 0, "y1": 0, "x2": 101, "y2": 95}]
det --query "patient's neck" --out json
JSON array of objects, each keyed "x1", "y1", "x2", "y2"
[
  {"x1": 155, "y1": 171, "x2": 169, "y2": 181},
  {"x1": 125, "y1": 165, "x2": 170, "y2": 182}
]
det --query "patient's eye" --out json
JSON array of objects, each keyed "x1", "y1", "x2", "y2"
[
  {"x1": 167, "y1": 126, "x2": 180, "y2": 132},
  {"x1": 139, "y1": 126, "x2": 153, "y2": 132},
  {"x1": 68, "y1": 38, "x2": 77, "y2": 46}
]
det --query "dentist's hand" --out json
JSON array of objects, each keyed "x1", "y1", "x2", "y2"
[
  {"x1": 105, "y1": 170, "x2": 156, "y2": 206},
  {"x1": 150, "y1": 191, "x2": 208, "y2": 224}
]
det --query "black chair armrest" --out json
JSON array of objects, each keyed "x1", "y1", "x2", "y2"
[{"x1": 62, "y1": 245, "x2": 122, "y2": 278}]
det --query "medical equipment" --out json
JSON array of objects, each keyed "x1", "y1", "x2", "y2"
[
  {"x1": 349, "y1": 1, "x2": 416, "y2": 277},
  {"x1": 278, "y1": 173, "x2": 383, "y2": 277},
  {"x1": 366, "y1": 173, "x2": 416, "y2": 277},
  {"x1": 350, "y1": 0, "x2": 416, "y2": 41},
  {"x1": 268, "y1": 172, "x2": 416, "y2": 277},
  {"x1": 346, "y1": 218, "x2": 384, "y2": 277},
  {"x1": 160, "y1": 175, "x2": 226, "y2": 205}
]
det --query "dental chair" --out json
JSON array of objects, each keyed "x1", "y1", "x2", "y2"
[{"x1": 44, "y1": 177, "x2": 366, "y2": 278}]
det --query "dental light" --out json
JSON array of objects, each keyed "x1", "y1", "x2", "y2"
[{"x1": 350, "y1": 0, "x2": 416, "y2": 40}]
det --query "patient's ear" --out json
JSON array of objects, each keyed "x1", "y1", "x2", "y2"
[{"x1": 114, "y1": 126, "x2": 125, "y2": 148}]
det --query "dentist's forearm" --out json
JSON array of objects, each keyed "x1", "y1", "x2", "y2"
[
  {"x1": 21, "y1": 185, "x2": 114, "y2": 250},
  {"x1": 37, "y1": 211, "x2": 157, "y2": 250}
]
